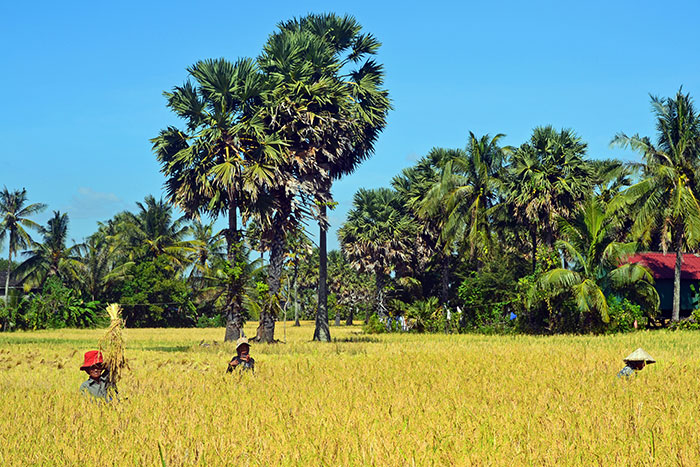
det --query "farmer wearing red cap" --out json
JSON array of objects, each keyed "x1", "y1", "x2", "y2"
[{"x1": 79, "y1": 350, "x2": 116, "y2": 400}]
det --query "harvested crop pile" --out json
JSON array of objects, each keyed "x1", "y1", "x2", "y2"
[{"x1": 99, "y1": 303, "x2": 128, "y2": 384}]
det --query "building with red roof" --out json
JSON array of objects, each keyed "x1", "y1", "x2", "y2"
[{"x1": 625, "y1": 252, "x2": 700, "y2": 316}]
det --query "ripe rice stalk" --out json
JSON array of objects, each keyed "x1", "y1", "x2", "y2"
[{"x1": 99, "y1": 303, "x2": 128, "y2": 384}]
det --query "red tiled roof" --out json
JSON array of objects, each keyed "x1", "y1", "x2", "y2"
[{"x1": 626, "y1": 252, "x2": 700, "y2": 280}]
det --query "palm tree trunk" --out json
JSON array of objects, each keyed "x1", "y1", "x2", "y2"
[
  {"x1": 346, "y1": 306, "x2": 354, "y2": 326},
  {"x1": 439, "y1": 254, "x2": 450, "y2": 306},
  {"x1": 531, "y1": 228, "x2": 537, "y2": 274},
  {"x1": 293, "y1": 270, "x2": 300, "y2": 327},
  {"x1": 255, "y1": 232, "x2": 283, "y2": 343},
  {"x1": 313, "y1": 205, "x2": 331, "y2": 342},
  {"x1": 673, "y1": 235, "x2": 683, "y2": 322},
  {"x1": 375, "y1": 273, "x2": 387, "y2": 323},
  {"x1": 4, "y1": 249, "x2": 11, "y2": 306},
  {"x1": 334, "y1": 310, "x2": 341, "y2": 326},
  {"x1": 223, "y1": 205, "x2": 245, "y2": 342}
]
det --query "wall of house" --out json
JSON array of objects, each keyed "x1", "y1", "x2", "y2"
[{"x1": 655, "y1": 279, "x2": 700, "y2": 318}]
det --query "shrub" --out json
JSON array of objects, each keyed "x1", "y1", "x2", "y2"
[
  {"x1": 196, "y1": 314, "x2": 226, "y2": 328},
  {"x1": 362, "y1": 314, "x2": 388, "y2": 334},
  {"x1": 17, "y1": 277, "x2": 105, "y2": 330},
  {"x1": 604, "y1": 296, "x2": 645, "y2": 333}
]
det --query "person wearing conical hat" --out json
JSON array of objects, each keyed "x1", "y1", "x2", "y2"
[
  {"x1": 617, "y1": 348, "x2": 655, "y2": 378},
  {"x1": 227, "y1": 337, "x2": 255, "y2": 373},
  {"x1": 79, "y1": 350, "x2": 116, "y2": 400}
]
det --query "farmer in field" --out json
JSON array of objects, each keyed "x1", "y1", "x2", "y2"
[
  {"x1": 617, "y1": 348, "x2": 655, "y2": 378},
  {"x1": 227, "y1": 337, "x2": 255, "y2": 373},
  {"x1": 79, "y1": 350, "x2": 117, "y2": 400}
]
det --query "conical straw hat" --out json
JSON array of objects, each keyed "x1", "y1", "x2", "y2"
[{"x1": 623, "y1": 348, "x2": 655, "y2": 363}]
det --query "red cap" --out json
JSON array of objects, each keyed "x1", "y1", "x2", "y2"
[{"x1": 80, "y1": 350, "x2": 104, "y2": 371}]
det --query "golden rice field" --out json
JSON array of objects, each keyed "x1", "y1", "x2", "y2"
[{"x1": 1, "y1": 322, "x2": 700, "y2": 466}]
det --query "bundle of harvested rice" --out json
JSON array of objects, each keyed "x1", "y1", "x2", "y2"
[{"x1": 99, "y1": 303, "x2": 128, "y2": 384}]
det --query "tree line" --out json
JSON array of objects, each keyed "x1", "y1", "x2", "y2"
[
  {"x1": 3, "y1": 12, "x2": 700, "y2": 337},
  {"x1": 336, "y1": 88, "x2": 700, "y2": 334},
  {"x1": 0, "y1": 190, "x2": 372, "y2": 334}
]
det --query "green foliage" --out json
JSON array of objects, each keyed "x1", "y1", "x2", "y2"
[
  {"x1": 669, "y1": 285, "x2": 700, "y2": 330},
  {"x1": 196, "y1": 314, "x2": 226, "y2": 328},
  {"x1": 119, "y1": 256, "x2": 196, "y2": 327},
  {"x1": 405, "y1": 297, "x2": 442, "y2": 333},
  {"x1": 0, "y1": 259, "x2": 17, "y2": 271},
  {"x1": 457, "y1": 271, "x2": 517, "y2": 330},
  {"x1": 605, "y1": 296, "x2": 645, "y2": 333},
  {"x1": 515, "y1": 247, "x2": 580, "y2": 333},
  {"x1": 362, "y1": 314, "x2": 388, "y2": 334},
  {"x1": 3, "y1": 277, "x2": 104, "y2": 330}
]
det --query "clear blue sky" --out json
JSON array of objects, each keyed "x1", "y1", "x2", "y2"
[{"x1": 2, "y1": 1, "x2": 700, "y2": 253}]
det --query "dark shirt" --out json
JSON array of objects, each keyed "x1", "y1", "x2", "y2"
[
  {"x1": 80, "y1": 373, "x2": 117, "y2": 400},
  {"x1": 228, "y1": 356, "x2": 255, "y2": 373},
  {"x1": 617, "y1": 365, "x2": 636, "y2": 378}
]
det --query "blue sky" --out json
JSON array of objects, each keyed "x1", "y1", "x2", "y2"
[{"x1": 2, "y1": 1, "x2": 700, "y2": 253}]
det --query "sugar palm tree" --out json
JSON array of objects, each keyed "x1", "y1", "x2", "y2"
[
  {"x1": 338, "y1": 188, "x2": 413, "y2": 322},
  {"x1": 507, "y1": 126, "x2": 592, "y2": 272},
  {"x1": 152, "y1": 58, "x2": 283, "y2": 341},
  {"x1": 262, "y1": 13, "x2": 391, "y2": 341},
  {"x1": 0, "y1": 188, "x2": 46, "y2": 304},
  {"x1": 537, "y1": 199, "x2": 659, "y2": 325},
  {"x1": 612, "y1": 88, "x2": 700, "y2": 321}
]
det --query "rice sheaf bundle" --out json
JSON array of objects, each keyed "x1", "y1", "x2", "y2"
[{"x1": 99, "y1": 303, "x2": 128, "y2": 384}]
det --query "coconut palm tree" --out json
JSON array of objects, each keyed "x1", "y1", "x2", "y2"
[
  {"x1": 612, "y1": 88, "x2": 700, "y2": 321},
  {"x1": 422, "y1": 134, "x2": 510, "y2": 265},
  {"x1": 118, "y1": 195, "x2": 197, "y2": 271},
  {"x1": 73, "y1": 231, "x2": 129, "y2": 302},
  {"x1": 0, "y1": 188, "x2": 46, "y2": 304},
  {"x1": 393, "y1": 148, "x2": 455, "y2": 304},
  {"x1": 590, "y1": 158, "x2": 635, "y2": 205},
  {"x1": 537, "y1": 199, "x2": 659, "y2": 326},
  {"x1": 188, "y1": 220, "x2": 226, "y2": 289},
  {"x1": 152, "y1": 58, "x2": 283, "y2": 341},
  {"x1": 261, "y1": 13, "x2": 391, "y2": 342},
  {"x1": 338, "y1": 188, "x2": 413, "y2": 322},
  {"x1": 15, "y1": 211, "x2": 82, "y2": 287}
]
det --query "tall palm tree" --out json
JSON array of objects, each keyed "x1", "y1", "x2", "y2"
[
  {"x1": 338, "y1": 188, "x2": 413, "y2": 322},
  {"x1": 16, "y1": 211, "x2": 82, "y2": 287},
  {"x1": 507, "y1": 126, "x2": 592, "y2": 272},
  {"x1": 0, "y1": 188, "x2": 46, "y2": 304},
  {"x1": 612, "y1": 88, "x2": 700, "y2": 321},
  {"x1": 152, "y1": 58, "x2": 283, "y2": 341},
  {"x1": 537, "y1": 199, "x2": 659, "y2": 326},
  {"x1": 262, "y1": 13, "x2": 391, "y2": 342}
]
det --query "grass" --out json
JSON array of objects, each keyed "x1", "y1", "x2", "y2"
[{"x1": 1, "y1": 322, "x2": 699, "y2": 465}]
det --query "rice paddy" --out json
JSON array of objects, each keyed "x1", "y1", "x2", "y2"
[{"x1": 1, "y1": 323, "x2": 700, "y2": 465}]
